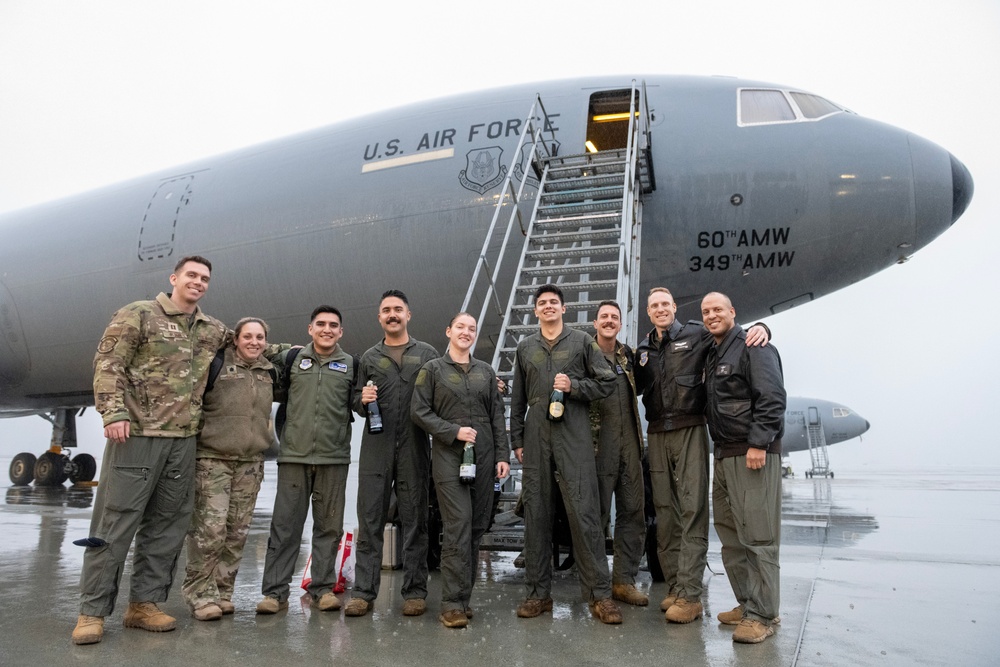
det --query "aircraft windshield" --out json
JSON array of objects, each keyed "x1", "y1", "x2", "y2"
[
  {"x1": 739, "y1": 88, "x2": 846, "y2": 126},
  {"x1": 790, "y1": 92, "x2": 843, "y2": 119},
  {"x1": 832, "y1": 407, "x2": 852, "y2": 417}
]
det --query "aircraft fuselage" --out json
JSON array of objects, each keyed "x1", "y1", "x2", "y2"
[{"x1": 0, "y1": 75, "x2": 971, "y2": 411}]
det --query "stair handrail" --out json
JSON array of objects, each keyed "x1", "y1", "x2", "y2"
[
  {"x1": 460, "y1": 95, "x2": 556, "y2": 355},
  {"x1": 616, "y1": 79, "x2": 651, "y2": 347}
]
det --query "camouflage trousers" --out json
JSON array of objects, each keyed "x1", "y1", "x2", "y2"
[{"x1": 182, "y1": 457, "x2": 264, "y2": 609}]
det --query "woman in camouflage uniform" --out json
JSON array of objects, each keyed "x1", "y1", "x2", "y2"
[{"x1": 182, "y1": 317, "x2": 276, "y2": 620}]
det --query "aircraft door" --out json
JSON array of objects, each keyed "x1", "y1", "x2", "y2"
[
  {"x1": 808, "y1": 406, "x2": 820, "y2": 426},
  {"x1": 137, "y1": 176, "x2": 194, "y2": 262},
  {"x1": 585, "y1": 89, "x2": 639, "y2": 153}
]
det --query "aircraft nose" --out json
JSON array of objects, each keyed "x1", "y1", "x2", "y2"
[
  {"x1": 950, "y1": 153, "x2": 974, "y2": 224},
  {"x1": 864, "y1": 419, "x2": 871, "y2": 432},
  {"x1": 910, "y1": 134, "x2": 974, "y2": 251}
]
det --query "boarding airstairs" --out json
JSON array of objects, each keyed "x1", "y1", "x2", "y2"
[
  {"x1": 805, "y1": 419, "x2": 833, "y2": 479},
  {"x1": 460, "y1": 80, "x2": 654, "y2": 550},
  {"x1": 461, "y1": 79, "x2": 654, "y2": 387}
]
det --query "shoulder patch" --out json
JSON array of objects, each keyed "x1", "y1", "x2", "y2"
[
  {"x1": 97, "y1": 336, "x2": 118, "y2": 354},
  {"x1": 639, "y1": 351, "x2": 648, "y2": 367}
]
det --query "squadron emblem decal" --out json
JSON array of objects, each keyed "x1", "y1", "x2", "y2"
[{"x1": 459, "y1": 146, "x2": 506, "y2": 194}]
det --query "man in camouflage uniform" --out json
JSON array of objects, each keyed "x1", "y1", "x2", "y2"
[
  {"x1": 72, "y1": 256, "x2": 228, "y2": 645},
  {"x1": 590, "y1": 301, "x2": 648, "y2": 607}
]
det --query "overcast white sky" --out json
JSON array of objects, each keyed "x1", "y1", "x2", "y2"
[{"x1": 1, "y1": 1, "x2": 998, "y2": 471}]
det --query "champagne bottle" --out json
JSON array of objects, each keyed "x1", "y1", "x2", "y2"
[
  {"x1": 547, "y1": 388, "x2": 565, "y2": 422},
  {"x1": 459, "y1": 441, "x2": 476, "y2": 485},
  {"x1": 366, "y1": 380, "x2": 383, "y2": 434}
]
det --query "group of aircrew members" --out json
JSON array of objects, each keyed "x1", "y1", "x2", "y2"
[{"x1": 71, "y1": 257, "x2": 785, "y2": 648}]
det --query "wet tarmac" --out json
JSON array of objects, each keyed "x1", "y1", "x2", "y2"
[{"x1": 1, "y1": 457, "x2": 998, "y2": 666}]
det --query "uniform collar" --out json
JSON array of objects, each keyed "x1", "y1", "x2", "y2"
[
  {"x1": 714, "y1": 324, "x2": 745, "y2": 357},
  {"x1": 303, "y1": 342, "x2": 343, "y2": 361}
]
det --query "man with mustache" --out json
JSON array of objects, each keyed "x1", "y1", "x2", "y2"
[
  {"x1": 589, "y1": 300, "x2": 648, "y2": 607},
  {"x1": 345, "y1": 290, "x2": 439, "y2": 617}
]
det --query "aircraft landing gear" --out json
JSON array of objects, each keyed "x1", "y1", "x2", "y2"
[
  {"x1": 7, "y1": 408, "x2": 96, "y2": 486},
  {"x1": 9, "y1": 452, "x2": 37, "y2": 486},
  {"x1": 71, "y1": 453, "x2": 97, "y2": 484},
  {"x1": 33, "y1": 451, "x2": 70, "y2": 486}
]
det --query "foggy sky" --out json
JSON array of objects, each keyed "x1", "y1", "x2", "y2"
[{"x1": 1, "y1": 1, "x2": 998, "y2": 470}]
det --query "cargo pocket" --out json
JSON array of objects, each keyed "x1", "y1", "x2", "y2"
[
  {"x1": 105, "y1": 465, "x2": 150, "y2": 512},
  {"x1": 742, "y1": 483, "x2": 774, "y2": 545},
  {"x1": 153, "y1": 465, "x2": 191, "y2": 513}
]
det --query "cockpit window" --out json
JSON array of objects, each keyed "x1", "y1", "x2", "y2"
[
  {"x1": 790, "y1": 92, "x2": 842, "y2": 119},
  {"x1": 739, "y1": 88, "x2": 847, "y2": 126},
  {"x1": 832, "y1": 407, "x2": 851, "y2": 418},
  {"x1": 739, "y1": 90, "x2": 795, "y2": 125}
]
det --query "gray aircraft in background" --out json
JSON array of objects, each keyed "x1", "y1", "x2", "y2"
[{"x1": 0, "y1": 74, "x2": 968, "y2": 484}]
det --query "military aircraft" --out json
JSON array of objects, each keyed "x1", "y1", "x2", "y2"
[
  {"x1": 0, "y1": 74, "x2": 970, "y2": 485},
  {"x1": 781, "y1": 395, "x2": 869, "y2": 478}
]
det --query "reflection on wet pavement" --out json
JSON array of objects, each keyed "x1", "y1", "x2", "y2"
[{"x1": 2, "y1": 455, "x2": 998, "y2": 666}]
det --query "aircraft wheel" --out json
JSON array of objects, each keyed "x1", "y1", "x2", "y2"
[
  {"x1": 70, "y1": 453, "x2": 97, "y2": 483},
  {"x1": 34, "y1": 452, "x2": 69, "y2": 486},
  {"x1": 829, "y1": 472, "x2": 834, "y2": 479},
  {"x1": 9, "y1": 452, "x2": 37, "y2": 485}
]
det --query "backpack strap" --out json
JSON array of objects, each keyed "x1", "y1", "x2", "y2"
[
  {"x1": 274, "y1": 347, "x2": 302, "y2": 438},
  {"x1": 205, "y1": 348, "x2": 226, "y2": 393}
]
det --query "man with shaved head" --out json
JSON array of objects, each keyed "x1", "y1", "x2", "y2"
[
  {"x1": 701, "y1": 292, "x2": 785, "y2": 644},
  {"x1": 634, "y1": 287, "x2": 769, "y2": 625}
]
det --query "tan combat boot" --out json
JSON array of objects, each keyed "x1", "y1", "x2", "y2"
[
  {"x1": 659, "y1": 591, "x2": 679, "y2": 611},
  {"x1": 732, "y1": 618, "x2": 775, "y2": 644},
  {"x1": 316, "y1": 592, "x2": 341, "y2": 611},
  {"x1": 718, "y1": 605, "x2": 781, "y2": 626},
  {"x1": 401, "y1": 598, "x2": 427, "y2": 616},
  {"x1": 516, "y1": 597, "x2": 553, "y2": 618},
  {"x1": 71, "y1": 615, "x2": 104, "y2": 645},
  {"x1": 665, "y1": 598, "x2": 703, "y2": 623},
  {"x1": 612, "y1": 583, "x2": 649, "y2": 606},
  {"x1": 192, "y1": 603, "x2": 223, "y2": 621},
  {"x1": 439, "y1": 609, "x2": 469, "y2": 628},
  {"x1": 123, "y1": 602, "x2": 176, "y2": 632},
  {"x1": 255, "y1": 596, "x2": 288, "y2": 614},
  {"x1": 343, "y1": 597, "x2": 371, "y2": 617},
  {"x1": 589, "y1": 598, "x2": 623, "y2": 625}
]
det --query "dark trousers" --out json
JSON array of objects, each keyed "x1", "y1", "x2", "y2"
[
  {"x1": 647, "y1": 426, "x2": 710, "y2": 600},
  {"x1": 522, "y1": 432, "x2": 611, "y2": 602},
  {"x1": 352, "y1": 441, "x2": 430, "y2": 602},
  {"x1": 433, "y1": 440, "x2": 495, "y2": 611},
  {"x1": 713, "y1": 453, "x2": 782, "y2": 623},
  {"x1": 260, "y1": 463, "x2": 348, "y2": 602},
  {"x1": 595, "y1": 429, "x2": 645, "y2": 585}
]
